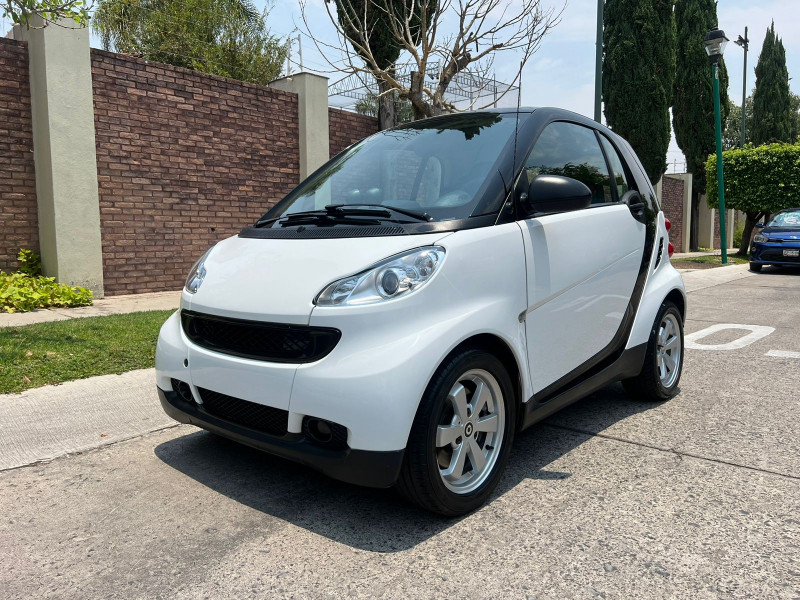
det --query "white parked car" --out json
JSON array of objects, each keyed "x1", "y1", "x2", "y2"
[{"x1": 156, "y1": 108, "x2": 685, "y2": 516}]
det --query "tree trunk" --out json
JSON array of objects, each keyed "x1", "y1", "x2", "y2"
[
  {"x1": 409, "y1": 71, "x2": 430, "y2": 120},
  {"x1": 739, "y1": 211, "x2": 759, "y2": 256},
  {"x1": 377, "y1": 79, "x2": 395, "y2": 131},
  {"x1": 689, "y1": 189, "x2": 700, "y2": 251}
]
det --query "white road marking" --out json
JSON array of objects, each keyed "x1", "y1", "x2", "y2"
[
  {"x1": 685, "y1": 324, "x2": 776, "y2": 351},
  {"x1": 765, "y1": 350, "x2": 800, "y2": 359}
]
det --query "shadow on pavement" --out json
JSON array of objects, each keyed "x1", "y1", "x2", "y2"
[
  {"x1": 758, "y1": 265, "x2": 800, "y2": 275},
  {"x1": 154, "y1": 382, "x2": 660, "y2": 552}
]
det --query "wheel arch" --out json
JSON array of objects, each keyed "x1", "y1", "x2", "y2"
[
  {"x1": 664, "y1": 287, "x2": 686, "y2": 321},
  {"x1": 438, "y1": 333, "x2": 524, "y2": 428}
]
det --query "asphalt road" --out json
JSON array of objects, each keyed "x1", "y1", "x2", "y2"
[{"x1": 1, "y1": 266, "x2": 799, "y2": 599}]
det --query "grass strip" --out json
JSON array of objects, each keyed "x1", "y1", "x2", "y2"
[{"x1": 0, "y1": 310, "x2": 174, "y2": 394}]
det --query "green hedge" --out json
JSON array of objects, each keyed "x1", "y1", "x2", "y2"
[
  {"x1": 705, "y1": 143, "x2": 800, "y2": 213},
  {"x1": 0, "y1": 250, "x2": 93, "y2": 313}
]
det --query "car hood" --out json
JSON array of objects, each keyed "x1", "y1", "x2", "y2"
[
  {"x1": 762, "y1": 226, "x2": 800, "y2": 239},
  {"x1": 185, "y1": 232, "x2": 452, "y2": 324}
]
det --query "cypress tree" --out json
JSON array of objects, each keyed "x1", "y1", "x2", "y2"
[
  {"x1": 751, "y1": 22, "x2": 792, "y2": 144},
  {"x1": 603, "y1": 0, "x2": 674, "y2": 184},
  {"x1": 653, "y1": 0, "x2": 676, "y2": 106},
  {"x1": 672, "y1": 0, "x2": 729, "y2": 250}
]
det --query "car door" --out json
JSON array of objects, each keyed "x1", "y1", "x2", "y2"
[{"x1": 517, "y1": 121, "x2": 646, "y2": 396}]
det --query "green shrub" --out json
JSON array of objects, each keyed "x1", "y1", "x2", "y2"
[
  {"x1": 0, "y1": 249, "x2": 93, "y2": 313},
  {"x1": 733, "y1": 222, "x2": 745, "y2": 248},
  {"x1": 16, "y1": 248, "x2": 42, "y2": 276},
  {"x1": 706, "y1": 143, "x2": 800, "y2": 213}
]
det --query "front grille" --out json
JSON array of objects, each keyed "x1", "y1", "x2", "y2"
[
  {"x1": 181, "y1": 310, "x2": 341, "y2": 363},
  {"x1": 198, "y1": 387, "x2": 289, "y2": 437},
  {"x1": 759, "y1": 248, "x2": 800, "y2": 262}
]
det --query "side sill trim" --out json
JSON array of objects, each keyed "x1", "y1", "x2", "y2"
[{"x1": 521, "y1": 343, "x2": 646, "y2": 430}]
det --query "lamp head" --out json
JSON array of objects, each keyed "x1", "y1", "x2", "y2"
[{"x1": 704, "y1": 29, "x2": 729, "y2": 63}]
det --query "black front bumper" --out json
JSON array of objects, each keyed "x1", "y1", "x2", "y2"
[{"x1": 158, "y1": 387, "x2": 404, "y2": 488}]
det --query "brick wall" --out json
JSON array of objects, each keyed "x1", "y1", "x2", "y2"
[
  {"x1": 0, "y1": 38, "x2": 38, "y2": 273},
  {"x1": 329, "y1": 108, "x2": 378, "y2": 157},
  {"x1": 661, "y1": 175, "x2": 685, "y2": 253},
  {"x1": 91, "y1": 50, "x2": 300, "y2": 295}
]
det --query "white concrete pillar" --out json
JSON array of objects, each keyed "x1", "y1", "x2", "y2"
[
  {"x1": 725, "y1": 208, "x2": 735, "y2": 251},
  {"x1": 270, "y1": 73, "x2": 330, "y2": 181},
  {"x1": 697, "y1": 197, "x2": 715, "y2": 249},
  {"x1": 14, "y1": 17, "x2": 103, "y2": 295}
]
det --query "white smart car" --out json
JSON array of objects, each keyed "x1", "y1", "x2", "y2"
[{"x1": 156, "y1": 108, "x2": 685, "y2": 516}]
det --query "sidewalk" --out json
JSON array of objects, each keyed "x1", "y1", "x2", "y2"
[
  {"x1": 672, "y1": 249, "x2": 739, "y2": 259},
  {"x1": 0, "y1": 290, "x2": 181, "y2": 328},
  {"x1": 0, "y1": 368, "x2": 174, "y2": 470}
]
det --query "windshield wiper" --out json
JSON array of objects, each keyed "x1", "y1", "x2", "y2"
[
  {"x1": 332, "y1": 203, "x2": 433, "y2": 222},
  {"x1": 379, "y1": 205, "x2": 434, "y2": 222},
  {"x1": 255, "y1": 206, "x2": 386, "y2": 228},
  {"x1": 255, "y1": 204, "x2": 433, "y2": 228}
]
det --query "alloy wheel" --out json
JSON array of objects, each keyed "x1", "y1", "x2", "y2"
[
  {"x1": 656, "y1": 313, "x2": 681, "y2": 388},
  {"x1": 435, "y1": 369, "x2": 505, "y2": 494}
]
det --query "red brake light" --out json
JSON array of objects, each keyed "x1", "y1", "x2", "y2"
[
  {"x1": 668, "y1": 242, "x2": 674, "y2": 258},
  {"x1": 665, "y1": 217, "x2": 671, "y2": 232}
]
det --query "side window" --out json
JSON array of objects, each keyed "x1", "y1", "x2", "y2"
[
  {"x1": 599, "y1": 135, "x2": 633, "y2": 200},
  {"x1": 524, "y1": 122, "x2": 613, "y2": 205}
]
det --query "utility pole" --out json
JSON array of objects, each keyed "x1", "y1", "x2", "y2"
[
  {"x1": 734, "y1": 27, "x2": 749, "y2": 147},
  {"x1": 594, "y1": 0, "x2": 603, "y2": 122}
]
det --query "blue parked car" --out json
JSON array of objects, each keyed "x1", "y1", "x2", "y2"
[{"x1": 750, "y1": 208, "x2": 800, "y2": 271}]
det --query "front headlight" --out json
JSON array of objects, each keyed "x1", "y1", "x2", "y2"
[
  {"x1": 315, "y1": 246, "x2": 446, "y2": 306},
  {"x1": 185, "y1": 247, "x2": 213, "y2": 294},
  {"x1": 753, "y1": 233, "x2": 768, "y2": 243}
]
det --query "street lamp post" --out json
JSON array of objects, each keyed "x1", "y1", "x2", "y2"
[
  {"x1": 704, "y1": 29, "x2": 730, "y2": 265},
  {"x1": 594, "y1": 0, "x2": 603, "y2": 123},
  {"x1": 734, "y1": 27, "x2": 749, "y2": 147}
]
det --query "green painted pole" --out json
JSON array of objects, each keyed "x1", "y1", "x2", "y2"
[
  {"x1": 740, "y1": 27, "x2": 748, "y2": 147},
  {"x1": 712, "y1": 62, "x2": 728, "y2": 264}
]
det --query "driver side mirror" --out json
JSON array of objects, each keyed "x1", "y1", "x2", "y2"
[
  {"x1": 520, "y1": 174, "x2": 592, "y2": 216},
  {"x1": 755, "y1": 222, "x2": 765, "y2": 228}
]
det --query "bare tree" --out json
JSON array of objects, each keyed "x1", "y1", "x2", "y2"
[{"x1": 303, "y1": 0, "x2": 562, "y2": 119}]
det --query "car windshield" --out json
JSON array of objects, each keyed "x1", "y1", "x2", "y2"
[
  {"x1": 767, "y1": 210, "x2": 800, "y2": 228},
  {"x1": 260, "y1": 112, "x2": 518, "y2": 224}
]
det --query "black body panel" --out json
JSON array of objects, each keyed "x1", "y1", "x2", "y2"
[{"x1": 158, "y1": 388, "x2": 404, "y2": 488}]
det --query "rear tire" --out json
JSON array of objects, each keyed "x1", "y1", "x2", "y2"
[
  {"x1": 397, "y1": 348, "x2": 516, "y2": 516},
  {"x1": 749, "y1": 262, "x2": 762, "y2": 272},
  {"x1": 623, "y1": 302, "x2": 683, "y2": 402}
]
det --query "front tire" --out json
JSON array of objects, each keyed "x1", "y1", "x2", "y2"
[
  {"x1": 397, "y1": 348, "x2": 516, "y2": 516},
  {"x1": 749, "y1": 262, "x2": 762, "y2": 272},
  {"x1": 623, "y1": 302, "x2": 684, "y2": 402}
]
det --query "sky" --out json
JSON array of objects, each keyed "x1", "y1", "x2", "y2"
[
  {"x1": 264, "y1": 0, "x2": 800, "y2": 173},
  {"x1": 5, "y1": 0, "x2": 795, "y2": 173}
]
